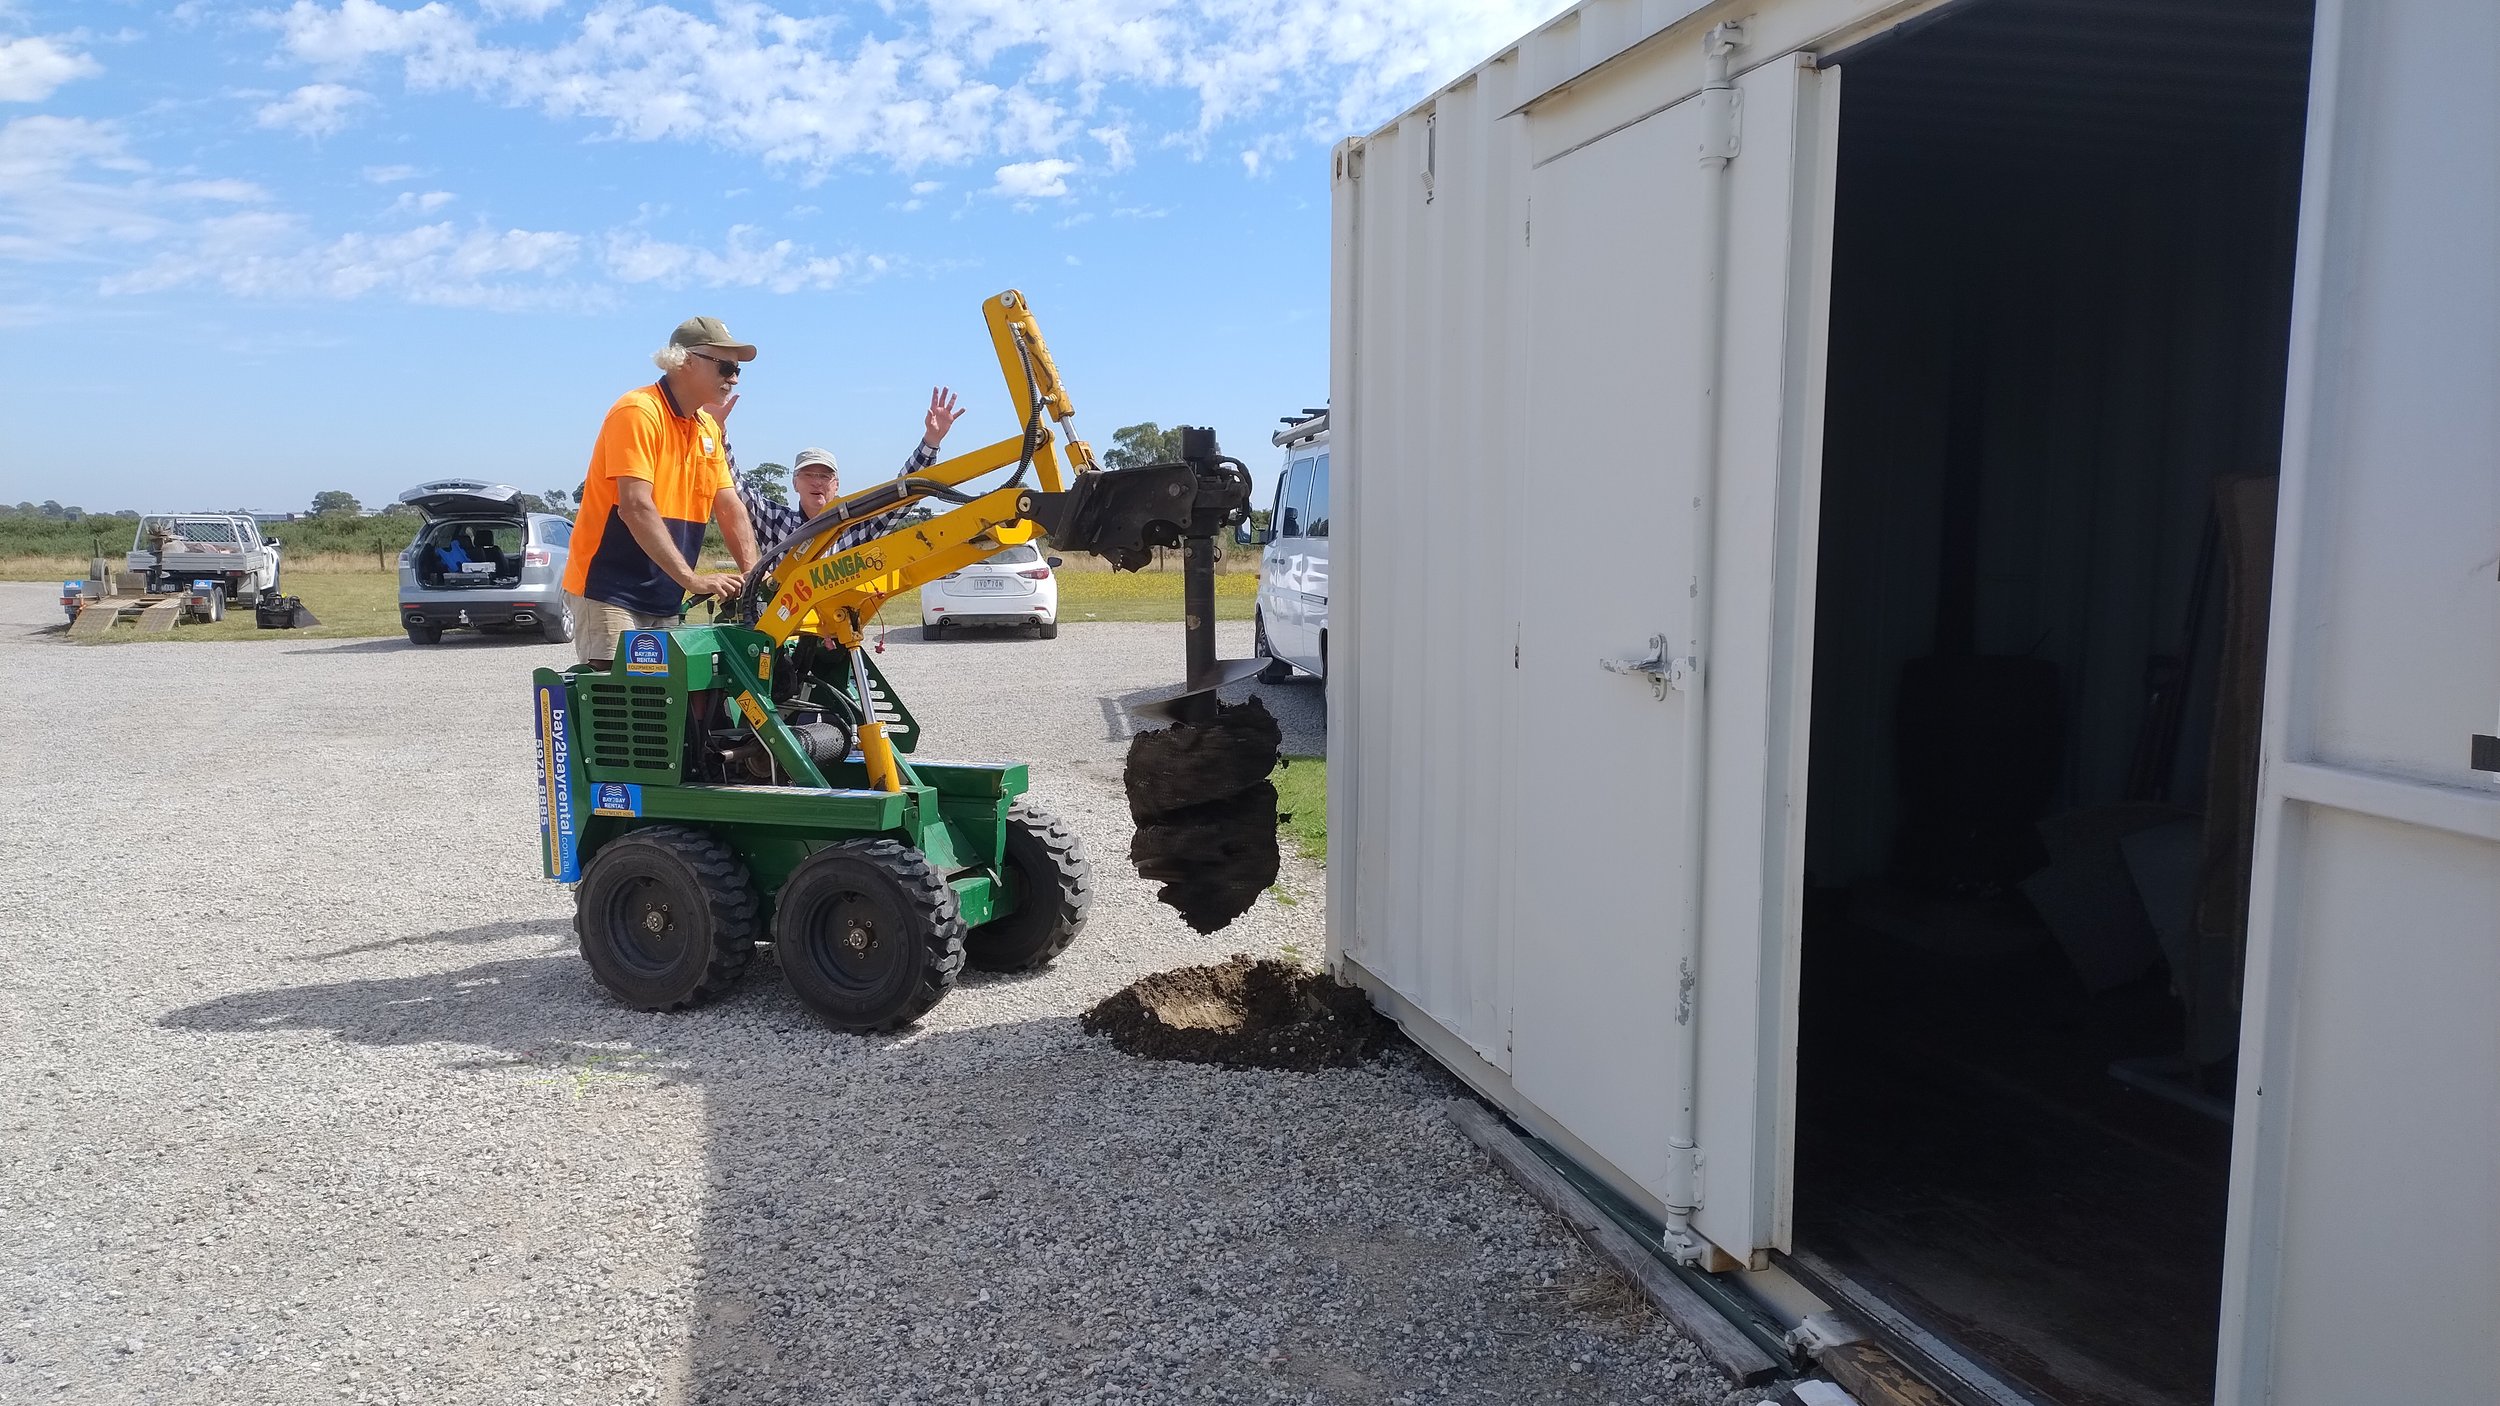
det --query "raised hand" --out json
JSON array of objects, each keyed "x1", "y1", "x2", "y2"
[
  {"x1": 923, "y1": 386, "x2": 963, "y2": 448},
  {"x1": 703, "y1": 391, "x2": 739, "y2": 426}
]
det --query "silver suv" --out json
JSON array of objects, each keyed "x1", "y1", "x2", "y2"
[{"x1": 396, "y1": 480, "x2": 575, "y2": 645}]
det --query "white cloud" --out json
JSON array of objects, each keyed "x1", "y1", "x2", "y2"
[
  {"x1": 1239, "y1": 149, "x2": 1260, "y2": 176},
  {"x1": 262, "y1": 0, "x2": 1574, "y2": 177},
  {"x1": 603, "y1": 226, "x2": 851, "y2": 293},
  {"x1": 0, "y1": 34, "x2": 100, "y2": 103},
  {"x1": 272, "y1": 0, "x2": 470, "y2": 70},
  {"x1": 1089, "y1": 123, "x2": 1133, "y2": 171},
  {"x1": 990, "y1": 157, "x2": 1075, "y2": 200},
  {"x1": 256, "y1": 82, "x2": 374, "y2": 136},
  {"x1": 909, "y1": 180, "x2": 943, "y2": 196},
  {"x1": 361, "y1": 162, "x2": 421, "y2": 183},
  {"x1": 482, "y1": 0, "x2": 567, "y2": 18},
  {"x1": 0, "y1": 116, "x2": 260, "y2": 263},
  {"x1": 2, "y1": 114, "x2": 861, "y2": 310},
  {"x1": 104, "y1": 216, "x2": 585, "y2": 309}
]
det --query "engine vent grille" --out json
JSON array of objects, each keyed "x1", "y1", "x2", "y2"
[{"x1": 580, "y1": 679, "x2": 680, "y2": 782}]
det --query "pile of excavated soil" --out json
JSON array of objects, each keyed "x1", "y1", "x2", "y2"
[
  {"x1": 1123, "y1": 698, "x2": 1281, "y2": 933},
  {"x1": 1081, "y1": 956, "x2": 1392, "y2": 1072}
]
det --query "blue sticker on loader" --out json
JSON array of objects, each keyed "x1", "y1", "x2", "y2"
[
  {"x1": 534, "y1": 681, "x2": 580, "y2": 881},
  {"x1": 623, "y1": 631, "x2": 669, "y2": 675},
  {"x1": 591, "y1": 783, "x2": 642, "y2": 817}
]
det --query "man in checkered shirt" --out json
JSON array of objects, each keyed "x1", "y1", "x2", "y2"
[{"x1": 738, "y1": 387, "x2": 966, "y2": 558}]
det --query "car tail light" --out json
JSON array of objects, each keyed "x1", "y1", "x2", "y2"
[
  {"x1": 1018, "y1": 567, "x2": 1051, "y2": 580},
  {"x1": 524, "y1": 546, "x2": 551, "y2": 566}
]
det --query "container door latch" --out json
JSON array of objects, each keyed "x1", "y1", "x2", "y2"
[{"x1": 1602, "y1": 635, "x2": 1696, "y2": 699}]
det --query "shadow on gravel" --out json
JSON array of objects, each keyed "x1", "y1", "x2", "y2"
[
  {"x1": 296, "y1": 917, "x2": 571, "y2": 963},
  {"x1": 284, "y1": 635, "x2": 566, "y2": 655},
  {"x1": 156, "y1": 947, "x2": 1553, "y2": 1405}
]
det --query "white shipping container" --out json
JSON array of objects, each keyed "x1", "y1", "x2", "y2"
[{"x1": 1326, "y1": 1, "x2": 2498, "y2": 1403}]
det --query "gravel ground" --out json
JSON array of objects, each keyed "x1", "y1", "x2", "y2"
[{"x1": 0, "y1": 583, "x2": 1775, "y2": 1406}]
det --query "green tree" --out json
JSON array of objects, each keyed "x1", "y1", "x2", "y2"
[
  {"x1": 310, "y1": 490, "x2": 362, "y2": 518},
  {"x1": 740, "y1": 461, "x2": 789, "y2": 506},
  {"x1": 378, "y1": 501, "x2": 417, "y2": 517},
  {"x1": 542, "y1": 485, "x2": 576, "y2": 512},
  {"x1": 1101, "y1": 422, "x2": 1188, "y2": 469}
]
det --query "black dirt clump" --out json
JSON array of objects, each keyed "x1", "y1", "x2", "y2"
[
  {"x1": 1081, "y1": 956, "x2": 1391, "y2": 1071},
  {"x1": 1123, "y1": 698, "x2": 1283, "y2": 933}
]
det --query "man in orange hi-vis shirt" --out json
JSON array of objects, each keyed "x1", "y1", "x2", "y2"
[{"x1": 563, "y1": 316, "x2": 762, "y2": 668}]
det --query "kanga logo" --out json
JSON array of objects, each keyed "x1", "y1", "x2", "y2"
[{"x1": 806, "y1": 549, "x2": 885, "y2": 590}]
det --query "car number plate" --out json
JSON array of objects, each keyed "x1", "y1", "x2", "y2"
[{"x1": 976, "y1": 577, "x2": 1006, "y2": 591}]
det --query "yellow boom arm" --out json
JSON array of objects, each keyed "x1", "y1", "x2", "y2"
[{"x1": 744, "y1": 291, "x2": 1091, "y2": 788}]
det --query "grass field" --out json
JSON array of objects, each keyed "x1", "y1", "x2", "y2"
[
  {"x1": 28, "y1": 562, "x2": 1255, "y2": 642},
  {"x1": 1272, "y1": 755, "x2": 1327, "y2": 862}
]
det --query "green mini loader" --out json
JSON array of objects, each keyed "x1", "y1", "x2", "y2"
[{"x1": 532, "y1": 291, "x2": 1257, "y2": 1030}]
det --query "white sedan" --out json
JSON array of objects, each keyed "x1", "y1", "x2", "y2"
[{"x1": 920, "y1": 543, "x2": 1061, "y2": 638}]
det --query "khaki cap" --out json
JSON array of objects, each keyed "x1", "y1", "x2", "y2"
[
  {"x1": 792, "y1": 447, "x2": 838, "y2": 476},
  {"x1": 669, "y1": 315, "x2": 756, "y2": 361}
]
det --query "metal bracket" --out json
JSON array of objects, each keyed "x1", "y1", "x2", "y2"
[{"x1": 1602, "y1": 635, "x2": 1697, "y2": 699}]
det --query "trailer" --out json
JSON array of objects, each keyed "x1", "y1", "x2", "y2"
[{"x1": 65, "y1": 580, "x2": 233, "y2": 639}]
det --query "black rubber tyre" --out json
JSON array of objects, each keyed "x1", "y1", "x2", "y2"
[
  {"x1": 202, "y1": 586, "x2": 226, "y2": 624},
  {"x1": 1254, "y1": 612, "x2": 1292, "y2": 684},
  {"x1": 405, "y1": 624, "x2": 442, "y2": 645},
  {"x1": 574, "y1": 825, "x2": 758, "y2": 1010},
  {"x1": 1035, "y1": 620, "x2": 1059, "y2": 640},
  {"x1": 773, "y1": 839, "x2": 964, "y2": 1031},
  {"x1": 541, "y1": 596, "x2": 576, "y2": 644},
  {"x1": 966, "y1": 803, "x2": 1091, "y2": 972}
]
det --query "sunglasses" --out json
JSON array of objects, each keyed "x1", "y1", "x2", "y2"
[{"x1": 688, "y1": 350, "x2": 742, "y2": 379}]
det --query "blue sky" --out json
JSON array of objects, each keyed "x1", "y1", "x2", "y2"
[{"x1": 0, "y1": 0, "x2": 1566, "y2": 518}]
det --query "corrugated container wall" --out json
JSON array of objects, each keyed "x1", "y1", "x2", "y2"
[
  {"x1": 1329, "y1": 0, "x2": 2500, "y2": 1402},
  {"x1": 1326, "y1": 63, "x2": 1533, "y2": 1078}
]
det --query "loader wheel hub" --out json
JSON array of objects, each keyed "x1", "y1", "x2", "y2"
[
  {"x1": 843, "y1": 920, "x2": 874, "y2": 954},
  {"x1": 643, "y1": 907, "x2": 670, "y2": 934}
]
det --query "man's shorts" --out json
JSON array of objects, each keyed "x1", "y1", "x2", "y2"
[{"x1": 570, "y1": 593, "x2": 683, "y2": 667}]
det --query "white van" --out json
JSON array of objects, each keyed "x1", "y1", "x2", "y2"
[{"x1": 1244, "y1": 408, "x2": 1330, "y2": 682}]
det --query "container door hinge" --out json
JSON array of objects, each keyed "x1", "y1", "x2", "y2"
[{"x1": 1698, "y1": 21, "x2": 1746, "y2": 165}]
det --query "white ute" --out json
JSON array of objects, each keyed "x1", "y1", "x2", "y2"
[{"x1": 125, "y1": 514, "x2": 283, "y2": 620}]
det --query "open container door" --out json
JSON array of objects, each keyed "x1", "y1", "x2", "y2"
[
  {"x1": 2217, "y1": 1, "x2": 2500, "y2": 1399},
  {"x1": 1509, "y1": 41, "x2": 1839, "y2": 1267}
]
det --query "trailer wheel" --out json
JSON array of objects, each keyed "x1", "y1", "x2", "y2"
[
  {"x1": 773, "y1": 839, "x2": 964, "y2": 1031},
  {"x1": 574, "y1": 825, "x2": 758, "y2": 1010},
  {"x1": 966, "y1": 803, "x2": 1091, "y2": 972}
]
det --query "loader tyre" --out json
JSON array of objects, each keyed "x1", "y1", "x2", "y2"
[
  {"x1": 774, "y1": 839, "x2": 965, "y2": 1031},
  {"x1": 966, "y1": 803, "x2": 1091, "y2": 972},
  {"x1": 574, "y1": 825, "x2": 758, "y2": 1010}
]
